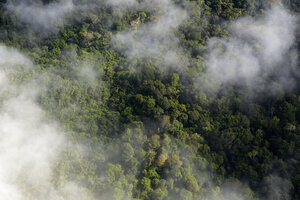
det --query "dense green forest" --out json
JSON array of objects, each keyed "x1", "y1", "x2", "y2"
[{"x1": 0, "y1": 0, "x2": 299, "y2": 199}]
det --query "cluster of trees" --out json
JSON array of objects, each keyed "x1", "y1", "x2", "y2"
[{"x1": 0, "y1": 0, "x2": 299, "y2": 199}]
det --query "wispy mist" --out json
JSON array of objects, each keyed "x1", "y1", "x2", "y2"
[
  {"x1": 6, "y1": 0, "x2": 74, "y2": 32},
  {"x1": 201, "y1": 6, "x2": 299, "y2": 96},
  {"x1": 112, "y1": 0, "x2": 188, "y2": 67},
  {"x1": 0, "y1": 0, "x2": 298, "y2": 199},
  {"x1": 0, "y1": 44, "x2": 97, "y2": 200},
  {"x1": 0, "y1": 43, "x2": 135, "y2": 200}
]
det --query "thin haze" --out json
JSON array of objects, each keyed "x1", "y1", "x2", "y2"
[
  {"x1": 0, "y1": 44, "x2": 255, "y2": 200},
  {"x1": 201, "y1": 6, "x2": 299, "y2": 96},
  {"x1": 112, "y1": 0, "x2": 188, "y2": 67},
  {"x1": 0, "y1": 43, "x2": 293, "y2": 199},
  {"x1": 6, "y1": 0, "x2": 74, "y2": 32},
  {"x1": 0, "y1": 1, "x2": 298, "y2": 200},
  {"x1": 0, "y1": 44, "x2": 96, "y2": 200},
  {"x1": 0, "y1": 44, "x2": 131, "y2": 200}
]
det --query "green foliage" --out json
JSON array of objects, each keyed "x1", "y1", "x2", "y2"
[{"x1": 0, "y1": 0, "x2": 299, "y2": 199}]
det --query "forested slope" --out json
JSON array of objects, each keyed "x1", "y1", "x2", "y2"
[{"x1": 0, "y1": 0, "x2": 299, "y2": 200}]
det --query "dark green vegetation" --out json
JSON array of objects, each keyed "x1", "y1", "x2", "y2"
[{"x1": 0, "y1": 0, "x2": 299, "y2": 199}]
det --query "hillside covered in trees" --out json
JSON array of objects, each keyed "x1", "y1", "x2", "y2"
[{"x1": 0, "y1": 0, "x2": 299, "y2": 199}]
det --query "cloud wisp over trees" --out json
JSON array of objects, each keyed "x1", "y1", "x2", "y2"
[{"x1": 201, "y1": 6, "x2": 299, "y2": 97}]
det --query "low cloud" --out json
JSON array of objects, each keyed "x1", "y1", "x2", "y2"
[
  {"x1": 201, "y1": 6, "x2": 299, "y2": 97},
  {"x1": 0, "y1": 44, "x2": 97, "y2": 200},
  {"x1": 112, "y1": 0, "x2": 188, "y2": 67},
  {"x1": 6, "y1": 0, "x2": 74, "y2": 32}
]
